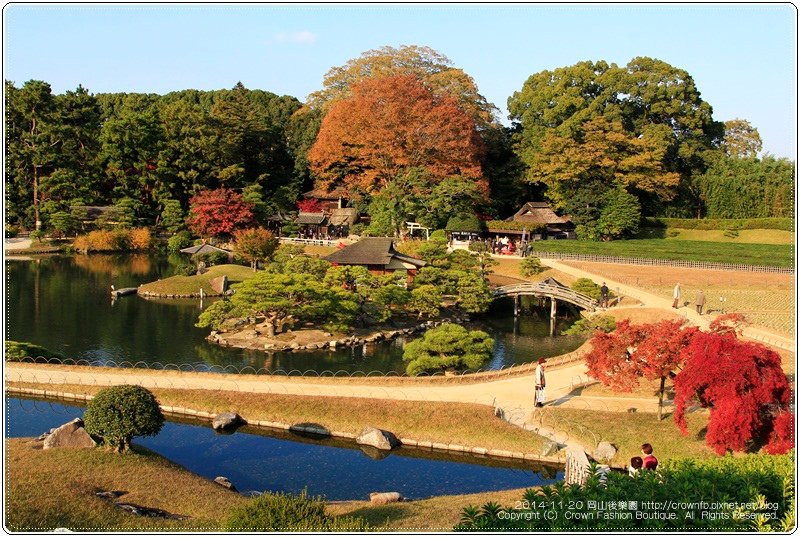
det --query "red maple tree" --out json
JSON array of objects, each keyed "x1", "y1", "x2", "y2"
[
  {"x1": 674, "y1": 332, "x2": 792, "y2": 454},
  {"x1": 297, "y1": 198, "x2": 325, "y2": 213},
  {"x1": 584, "y1": 319, "x2": 697, "y2": 419},
  {"x1": 308, "y1": 74, "x2": 485, "y2": 196},
  {"x1": 186, "y1": 187, "x2": 254, "y2": 238},
  {"x1": 763, "y1": 411, "x2": 794, "y2": 455}
]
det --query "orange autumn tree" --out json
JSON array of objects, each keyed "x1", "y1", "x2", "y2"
[{"x1": 308, "y1": 74, "x2": 485, "y2": 197}]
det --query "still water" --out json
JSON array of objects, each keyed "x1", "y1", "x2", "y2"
[
  {"x1": 6, "y1": 254, "x2": 585, "y2": 373},
  {"x1": 6, "y1": 397, "x2": 561, "y2": 500}
]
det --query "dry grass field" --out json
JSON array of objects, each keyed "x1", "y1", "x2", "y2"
[{"x1": 564, "y1": 261, "x2": 795, "y2": 337}]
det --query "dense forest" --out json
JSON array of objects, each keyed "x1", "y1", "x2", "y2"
[{"x1": 5, "y1": 46, "x2": 795, "y2": 238}]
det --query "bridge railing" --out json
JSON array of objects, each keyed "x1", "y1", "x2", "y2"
[{"x1": 493, "y1": 283, "x2": 597, "y2": 310}]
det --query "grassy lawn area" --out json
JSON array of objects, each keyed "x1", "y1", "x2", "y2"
[
  {"x1": 526, "y1": 239, "x2": 794, "y2": 267},
  {"x1": 8, "y1": 384, "x2": 551, "y2": 455},
  {"x1": 138, "y1": 264, "x2": 256, "y2": 295},
  {"x1": 5, "y1": 438, "x2": 246, "y2": 531},
  {"x1": 657, "y1": 228, "x2": 794, "y2": 244},
  {"x1": 538, "y1": 407, "x2": 716, "y2": 466}
]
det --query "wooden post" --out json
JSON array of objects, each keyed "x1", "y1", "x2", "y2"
[
  {"x1": 513, "y1": 294, "x2": 520, "y2": 317},
  {"x1": 550, "y1": 296, "x2": 557, "y2": 336}
]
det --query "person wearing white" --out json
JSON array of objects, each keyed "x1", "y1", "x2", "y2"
[
  {"x1": 672, "y1": 283, "x2": 681, "y2": 309},
  {"x1": 534, "y1": 358, "x2": 546, "y2": 407}
]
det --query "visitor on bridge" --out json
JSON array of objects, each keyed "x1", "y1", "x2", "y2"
[{"x1": 534, "y1": 358, "x2": 546, "y2": 408}]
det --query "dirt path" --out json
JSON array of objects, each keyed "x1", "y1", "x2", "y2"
[{"x1": 4, "y1": 238, "x2": 32, "y2": 251}]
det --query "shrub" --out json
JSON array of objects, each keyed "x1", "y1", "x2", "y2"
[
  {"x1": 83, "y1": 385, "x2": 164, "y2": 453},
  {"x1": 571, "y1": 278, "x2": 602, "y2": 300},
  {"x1": 174, "y1": 262, "x2": 197, "y2": 277},
  {"x1": 562, "y1": 314, "x2": 616, "y2": 336},
  {"x1": 520, "y1": 256, "x2": 545, "y2": 277},
  {"x1": 456, "y1": 454, "x2": 795, "y2": 531},
  {"x1": 129, "y1": 227, "x2": 152, "y2": 250},
  {"x1": 167, "y1": 231, "x2": 193, "y2": 252},
  {"x1": 225, "y1": 491, "x2": 369, "y2": 531},
  {"x1": 74, "y1": 229, "x2": 131, "y2": 253},
  {"x1": 409, "y1": 285, "x2": 442, "y2": 319},
  {"x1": 5, "y1": 224, "x2": 19, "y2": 238},
  {"x1": 403, "y1": 323, "x2": 494, "y2": 376},
  {"x1": 194, "y1": 251, "x2": 229, "y2": 267},
  {"x1": 445, "y1": 215, "x2": 485, "y2": 233},
  {"x1": 5, "y1": 341, "x2": 62, "y2": 361},
  {"x1": 29, "y1": 230, "x2": 44, "y2": 243}
]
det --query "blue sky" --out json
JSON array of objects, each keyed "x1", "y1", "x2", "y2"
[{"x1": 3, "y1": 4, "x2": 796, "y2": 158}]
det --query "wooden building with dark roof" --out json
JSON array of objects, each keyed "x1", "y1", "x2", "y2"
[
  {"x1": 324, "y1": 237, "x2": 426, "y2": 280},
  {"x1": 490, "y1": 201, "x2": 575, "y2": 240}
]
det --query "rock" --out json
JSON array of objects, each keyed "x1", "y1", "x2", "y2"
[
  {"x1": 369, "y1": 492, "x2": 402, "y2": 505},
  {"x1": 43, "y1": 418, "x2": 97, "y2": 449},
  {"x1": 209, "y1": 275, "x2": 229, "y2": 294},
  {"x1": 493, "y1": 407, "x2": 505, "y2": 419},
  {"x1": 593, "y1": 441, "x2": 617, "y2": 462},
  {"x1": 212, "y1": 412, "x2": 245, "y2": 432},
  {"x1": 95, "y1": 491, "x2": 125, "y2": 500},
  {"x1": 356, "y1": 426, "x2": 400, "y2": 451},
  {"x1": 329, "y1": 340, "x2": 337, "y2": 349},
  {"x1": 115, "y1": 503, "x2": 187, "y2": 520},
  {"x1": 540, "y1": 440, "x2": 559, "y2": 457},
  {"x1": 214, "y1": 476, "x2": 238, "y2": 492}
]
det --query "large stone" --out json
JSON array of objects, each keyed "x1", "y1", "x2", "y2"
[
  {"x1": 212, "y1": 412, "x2": 245, "y2": 432},
  {"x1": 209, "y1": 275, "x2": 229, "y2": 295},
  {"x1": 214, "y1": 476, "x2": 238, "y2": 492},
  {"x1": 43, "y1": 418, "x2": 97, "y2": 449},
  {"x1": 356, "y1": 427, "x2": 400, "y2": 451},
  {"x1": 540, "y1": 440, "x2": 560, "y2": 457},
  {"x1": 369, "y1": 492, "x2": 402, "y2": 505},
  {"x1": 592, "y1": 441, "x2": 617, "y2": 462}
]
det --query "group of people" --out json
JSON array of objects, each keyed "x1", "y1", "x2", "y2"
[
  {"x1": 628, "y1": 443, "x2": 659, "y2": 475},
  {"x1": 672, "y1": 283, "x2": 707, "y2": 314}
]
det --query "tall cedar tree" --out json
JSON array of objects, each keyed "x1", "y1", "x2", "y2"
[
  {"x1": 187, "y1": 187, "x2": 254, "y2": 239},
  {"x1": 674, "y1": 332, "x2": 792, "y2": 454},
  {"x1": 308, "y1": 74, "x2": 484, "y2": 196}
]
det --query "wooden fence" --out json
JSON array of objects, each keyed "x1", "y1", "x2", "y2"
[{"x1": 527, "y1": 251, "x2": 793, "y2": 274}]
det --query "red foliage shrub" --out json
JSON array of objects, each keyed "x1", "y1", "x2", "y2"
[
  {"x1": 674, "y1": 332, "x2": 792, "y2": 454},
  {"x1": 187, "y1": 188, "x2": 254, "y2": 238},
  {"x1": 708, "y1": 313, "x2": 748, "y2": 336},
  {"x1": 763, "y1": 411, "x2": 794, "y2": 455},
  {"x1": 297, "y1": 199, "x2": 325, "y2": 213}
]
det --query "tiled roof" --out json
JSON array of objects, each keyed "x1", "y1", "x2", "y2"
[
  {"x1": 324, "y1": 237, "x2": 425, "y2": 268},
  {"x1": 296, "y1": 212, "x2": 327, "y2": 225}
]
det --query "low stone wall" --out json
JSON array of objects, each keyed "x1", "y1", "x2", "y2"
[{"x1": 139, "y1": 290, "x2": 224, "y2": 299}]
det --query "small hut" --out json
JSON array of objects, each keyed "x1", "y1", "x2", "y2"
[{"x1": 324, "y1": 237, "x2": 426, "y2": 281}]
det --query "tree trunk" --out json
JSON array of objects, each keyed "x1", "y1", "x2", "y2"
[{"x1": 658, "y1": 375, "x2": 666, "y2": 421}]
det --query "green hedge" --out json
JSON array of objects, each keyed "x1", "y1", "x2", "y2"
[
  {"x1": 486, "y1": 220, "x2": 546, "y2": 232},
  {"x1": 642, "y1": 217, "x2": 794, "y2": 231}
]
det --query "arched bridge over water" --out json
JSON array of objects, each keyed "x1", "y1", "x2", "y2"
[{"x1": 492, "y1": 278, "x2": 597, "y2": 335}]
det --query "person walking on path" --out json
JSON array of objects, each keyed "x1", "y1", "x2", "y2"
[
  {"x1": 695, "y1": 290, "x2": 706, "y2": 315},
  {"x1": 641, "y1": 443, "x2": 658, "y2": 470},
  {"x1": 672, "y1": 283, "x2": 682, "y2": 309},
  {"x1": 600, "y1": 282, "x2": 610, "y2": 308},
  {"x1": 534, "y1": 358, "x2": 546, "y2": 408}
]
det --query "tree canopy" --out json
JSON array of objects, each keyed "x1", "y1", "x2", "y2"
[{"x1": 308, "y1": 74, "x2": 484, "y2": 197}]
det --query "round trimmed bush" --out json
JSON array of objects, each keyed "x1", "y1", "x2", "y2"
[{"x1": 83, "y1": 385, "x2": 164, "y2": 452}]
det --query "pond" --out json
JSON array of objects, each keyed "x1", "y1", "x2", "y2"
[
  {"x1": 6, "y1": 396, "x2": 561, "y2": 500},
  {"x1": 6, "y1": 254, "x2": 585, "y2": 373}
]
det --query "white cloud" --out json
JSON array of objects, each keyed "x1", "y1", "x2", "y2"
[{"x1": 271, "y1": 31, "x2": 316, "y2": 45}]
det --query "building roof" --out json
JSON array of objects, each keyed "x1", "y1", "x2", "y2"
[
  {"x1": 266, "y1": 211, "x2": 291, "y2": 222},
  {"x1": 296, "y1": 212, "x2": 327, "y2": 225},
  {"x1": 302, "y1": 186, "x2": 350, "y2": 200},
  {"x1": 180, "y1": 243, "x2": 232, "y2": 256},
  {"x1": 508, "y1": 202, "x2": 571, "y2": 225},
  {"x1": 324, "y1": 237, "x2": 426, "y2": 268},
  {"x1": 328, "y1": 208, "x2": 358, "y2": 226}
]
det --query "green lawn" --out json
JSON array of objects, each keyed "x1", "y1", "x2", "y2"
[
  {"x1": 527, "y1": 239, "x2": 794, "y2": 267},
  {"x1": 138, "y1": 264, "x2": 256, "y2": 295}
]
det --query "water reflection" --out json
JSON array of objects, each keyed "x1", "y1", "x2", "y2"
[
  {"x1": 6, "y1": 396, "x2": 561, "y2": 500},
  {"x1": 7, "y1": 255, "x2": 585, "y2": 373}
]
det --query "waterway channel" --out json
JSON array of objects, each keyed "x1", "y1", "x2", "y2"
[
  {"x1": 6, "y1": 396, "x2": 562, "y2": 500},
  {"x1": 6, "y1": 254, "x2": 585, "y2": 373}
]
